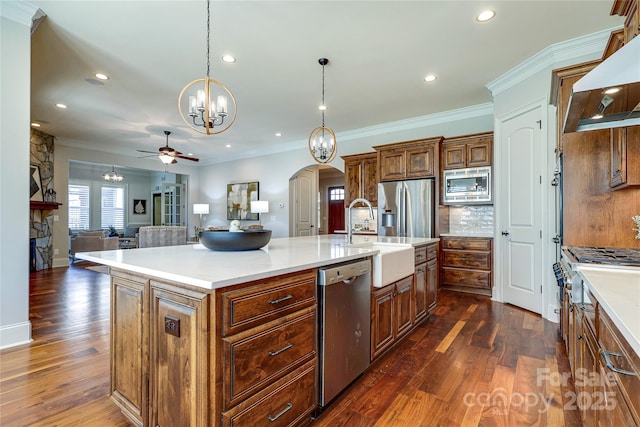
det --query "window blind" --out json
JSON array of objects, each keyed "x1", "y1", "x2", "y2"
[
  {"x1": 68, "y1": 184, "x2": 90, "y2": 230},
  {"x1": 101, "y1": 186, "x2": 125, "y2": 229}
]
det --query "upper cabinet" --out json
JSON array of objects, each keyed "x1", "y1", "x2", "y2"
[
  {"x1": 441, "y1": 132, "x2": 493, "y2": 170},
  {"x1": 610, "y1": 126, "x2": 640, "y2": 189},
  {"x1": 612, "y1": 0, "x2": 640, "y2": 42},
  {"x1": 374, "y1": 136, "x2": 442, "y2": 182},
  {"x1": 342, "y1": 152, "x2": 378, "y2": 207}
]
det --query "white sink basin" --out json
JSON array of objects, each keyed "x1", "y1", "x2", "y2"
[{"x1": 348, "y1": 242, "x2": 415, "y2": 287}]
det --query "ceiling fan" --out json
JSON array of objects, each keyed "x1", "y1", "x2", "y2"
[{"x1": 137, "y1": 130, "x2": 199, "y2": 164}]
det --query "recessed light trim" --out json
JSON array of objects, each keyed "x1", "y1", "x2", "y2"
[
  {"x1": 476, "y1": 10, "x2": 495, "y2": 22},
  {"x1": 319, "y1": 105, "x2": 327, "y2": 111},
  {"x1": 225, "y1": 144, "x2": 231, "y2": 148},
  {"x1": 604, "y1": 87, "x2": 620, "y2": 95},
  {"x1": 222, "y1": 55, "x2": 236, "y2": 63},
  {"x1": 275, "y1": 133, "x2": 282, "y2": 137},
  {"x1": 95, "y1": 73, "x2": 109, "y2": 80},
  {"x1": 55, "y1": 103, "x2": 67, "y2": 109},
  {"x1": 424, "y1": 74, "x2": 437, "y2": 82}
]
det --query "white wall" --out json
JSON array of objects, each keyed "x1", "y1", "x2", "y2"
[{"x1": 0, "y1": 3, "x2": 37, "y2": 349}]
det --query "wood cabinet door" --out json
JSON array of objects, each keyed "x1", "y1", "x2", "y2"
[
  {"x1": 362, "y1": 156, "x2": 378, "y2": 205},
  {"x1": 371, "y1": 285, "x2": 395, "y2": 360},
  {"x1": 610, "y1": 127, "x2": 628, "y2": 188},
  {"x1": 466, "y1": 140, "x2": 492, "y2": 167},
  {"x1": 406, "y1": 144, "x2": 435, "y2": 178},
  {"x1": 394, "y1": 276, "x2": 413, "y2": 338},
  {"x1": 344, "y1": 160, "x2": 362, "y2": 206},
  {"x1": 111, "y1": 275, "x2": 147, "y2": 426},
  {"x1": 624, "y1": 0, "x2": 640, "y2": 42},
  {"x1": 442, "y1": 143, "x2": 466, "y2": 170},
  {"x1": 426, "y1": 259, "x2": 437, "y2": 312},
  {"x1": 150, "y1": 284, "x2": 208, "y2": 427},
  {"x1": 378, "y1": 149, "x2": 406, "y2": 181},
  {"x1": 413, "y1": 263, "x2": 427, "y2": 323}
]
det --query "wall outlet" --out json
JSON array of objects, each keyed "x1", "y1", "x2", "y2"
[
  {"x1": 54, "y1": 249, "x2": 59, "y2": 255},
  {"x1": 53, "y1": 215, "x2": 59, "y2": 222},
  {"x1": 279, "y1": 202, "x2": 285, "y2": 208}
]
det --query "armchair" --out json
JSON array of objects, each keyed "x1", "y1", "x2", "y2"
[{"x1": 70, "y1": 231, "x2": 119, "y2": 262}]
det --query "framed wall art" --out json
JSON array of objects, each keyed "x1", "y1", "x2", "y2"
[
  {"x1": 133, "y1": 199, "x2": 147, "y2": 215},
  {"x1": 227, "y1": 182, "x2": 259, "y2": 220},
  {"x1": 30, "y1": 164, "x2": 43, "y2": 202}
]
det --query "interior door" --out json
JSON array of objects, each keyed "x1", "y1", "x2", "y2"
[
  {"x1": 293, "y1": 168, "x2": 317, "y2": 236},
  {"x1": 499, "y1": 105, "x2": 543, "y2": 314},
  {"x1": 161, "y1": 183, "x2": 186, "y2": 226}
]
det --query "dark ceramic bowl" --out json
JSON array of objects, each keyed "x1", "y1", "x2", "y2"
[{"x1": 198, "y1": 229, "x2": 272, "y2": 251}]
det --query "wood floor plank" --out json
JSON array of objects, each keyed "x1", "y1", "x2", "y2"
[{"x1": 435, "y1": 319, "x2": 466, "y2": 353}]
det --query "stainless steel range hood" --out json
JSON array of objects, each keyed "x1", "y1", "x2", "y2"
[{"x1": 563, "y1": 34, "x2": 640, "y2": 133}]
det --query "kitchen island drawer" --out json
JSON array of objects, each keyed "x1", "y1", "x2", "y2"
[
  {"x1": 414, "y1": 246, "x2": 427, "y2": 264},
  {"x1": 442, "y1": 268, "x2": 491, "y2": 290},
  {"x1": 222, "y1": 361, "x2": 317, "y2": 427},
  {"x1": 221, "y1": 270, "x2": 316, "y2": 336},
  {"x1": 442, "y1": 251, "x2": 491, "y2": 269},
  {"x1": 442, "y1": 237, "x2": 492, "y2": 251},
  {"x1": 223, "y1": 307, "x2": 316, "y2": 409}
]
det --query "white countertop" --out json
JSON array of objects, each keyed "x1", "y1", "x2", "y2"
[
  {"x1": 77, "y1": 234, "x2": 438, "y2": 290},
  {"x1": 576, "y1": 265, "x2": 640, "y2": 357}
]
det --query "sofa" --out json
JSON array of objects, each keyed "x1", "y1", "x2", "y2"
[
  {"x1": 137, "y1": 226, "x2": 187, "y2": 248},
  {"x1": 70, "y1": 231, "x2": 119, "y2": 262}
]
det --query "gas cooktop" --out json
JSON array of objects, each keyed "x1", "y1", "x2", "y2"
[{"x1": 567, "y1": 246, "x2": 640, "y2": 267}]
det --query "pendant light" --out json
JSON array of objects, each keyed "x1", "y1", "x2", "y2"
[
  {"x1": 103, "y1": 165, "x2": 124, "y2": 182},
  {"x1": 308, "y1": 58, "x2": 337, "y2": 164},
  {"x1": 178, "y1": 0, "x2": 237, "y2": 135}
]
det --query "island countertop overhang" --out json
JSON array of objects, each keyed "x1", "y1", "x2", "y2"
[{"x1": 77, "y1": 234, "x2": 438, "y2": 290}]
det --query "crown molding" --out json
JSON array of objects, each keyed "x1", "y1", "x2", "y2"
[
  {"x1": 486, "y1": 27, "x2": 620, "y2": 97},
  {"x1": 0, "y1": 1, "x2": 45, "y2": 31}
]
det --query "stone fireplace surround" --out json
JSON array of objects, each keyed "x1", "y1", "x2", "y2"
[{"x1": 30, "y1": 129, "x2": 56, "y2": 271}]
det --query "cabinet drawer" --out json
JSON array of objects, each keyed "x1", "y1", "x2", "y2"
[
  {"x1": 442, "y1": 268, "x2": 491, "y2": 289},
  {"x1": 222, "y1": 271, "x2": 316, "y2": 336},
  {"x1": 442, "y1": 237, "x2": 492, "y2": 251},
  {"x1": 223, "y1": 308, "x2": 316, "y2": 409},
  {"x1": 222, "y1": 361, "x2": 316, "y2": 427},
  {"x1": 442, "y1": 251, "x2": 491, "y2": 270},
  {"x1": 414, "y1": 246, "x2": 427, "y2": 265},
  {"x1": 426, "y1": 243, "x2": 437, "y2": 261},
  {"x1": 598, "y1": 310, "x2": 640, "y2": 423}
]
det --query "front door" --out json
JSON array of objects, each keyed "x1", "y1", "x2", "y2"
[
  {"x1": 327, "y1": 186, "x2": 345, "y2": 234},
  {"x1": 499, "y1": 104, "x2": 543, "y2": 314}
]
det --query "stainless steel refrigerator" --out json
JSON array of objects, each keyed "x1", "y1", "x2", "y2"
[{"x1": 377, "y1": 179, "x2": 435, "y2": 237}]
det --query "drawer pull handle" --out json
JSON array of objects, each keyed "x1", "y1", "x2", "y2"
[
  {"x1": 601, "y1": 350, "x2": 636, "y2": 376},
  {"x1": 268, "y1": 343, "x2": 293, "y2": 356},
  {"x1": 268, "y1": 403, "x2": 293, "y2": 422},
  {"x1": 269, "y1": 295, "x2": 293, "y2": 305}
]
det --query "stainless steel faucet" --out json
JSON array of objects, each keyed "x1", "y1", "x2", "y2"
[{"x1": 348, "y1": 198, "x2": 375, "y2": 244}]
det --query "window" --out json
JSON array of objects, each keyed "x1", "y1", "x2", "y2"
[
  {"x1": 101, "y1": 186, "x2": 125, "y2": 229},
  {"x1": 68, "y1": 184, "x2": 90, "y2": 230},
  {"x1": 329, "y1": 187, "x2": 344, "y2": 201}
]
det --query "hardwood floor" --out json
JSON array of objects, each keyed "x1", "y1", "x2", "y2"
[{"x1": 0, "y1": 265, "x2": 581, "y2": 426}]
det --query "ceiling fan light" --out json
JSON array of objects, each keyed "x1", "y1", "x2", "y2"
[{"x1": 159, "y1": 153, "x2": 174, "y2": 164}]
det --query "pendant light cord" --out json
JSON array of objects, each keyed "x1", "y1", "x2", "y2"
[
  {"x1": 206, "y1": 0, "x2": 211, "y2": 78},
  {"x1": 321, "y1": 62, "x2": 325, "y2": 128}
]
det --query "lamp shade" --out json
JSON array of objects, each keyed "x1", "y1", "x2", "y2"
[
  {"x1": 250, "y1": 200, "x2": 269, "y2": 214},
  {"x1": 193, "y1": 203, "x2": 210, "y2": 215}
]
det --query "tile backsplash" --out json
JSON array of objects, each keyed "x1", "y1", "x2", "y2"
[
  {"x1": 448, "y1": 205, "x2": 494, "y2": 235},
  {"x1": 345, "y1": 207, "x2": 377, "y2": 232}
]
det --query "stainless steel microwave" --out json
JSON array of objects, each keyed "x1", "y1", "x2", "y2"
[{"x1": 443, "y1": 166, "x2": 492, "y2": 205}]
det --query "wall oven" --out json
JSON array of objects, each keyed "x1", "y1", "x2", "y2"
[{"x1": 443, "y1": 166, "x2": 492, "y2": 205}]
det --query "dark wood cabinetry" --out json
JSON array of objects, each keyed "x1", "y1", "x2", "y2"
[
  {"x1": 440, "y1": 236, "x2": 492, "y2": 296},
  {"x1": 610, "y1": 127, "x2": 640, "y2": 189},
  {"x1": 374, "y1": 136, "x2": 442, "y2": 182},
  {"x1": 612, "y1": 0, "x2": 640, "y2": 42},
  {"x1": 413, "y1": 243, "x2": 438, "y2": 323},
  {"x1": 371, "y1": 275, "x2": 414, "y2": 360},
  {"x1": 342, "y1": 152, "x2": 377, "y2": 206},
  {"x1": 441, "y1": 132, "x2": 492, "y2": 170}
]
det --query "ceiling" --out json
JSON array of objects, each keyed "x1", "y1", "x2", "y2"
[{"x1": 28, "y1": 1, "x2": 621, "y2": 165}]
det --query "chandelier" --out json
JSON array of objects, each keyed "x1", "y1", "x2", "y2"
[
  {"x1": 308, "y1": 58, "x2": 337, "y2": 164},
  {"x1": 178, "y1": 0, "x2": 237, "y2": 135},
  {"x1": 103, "y1": 165, "x2": 124, "y2": 182}
]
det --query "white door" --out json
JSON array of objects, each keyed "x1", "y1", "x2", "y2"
[
  {"x1": 294, "y1": 168, "x2": 317, "y2": 237},
  {"x1": 161, "y1": 183, "x2": 186, "y2": 226},
  {"x1": 499, "y1": 106, "x2": 543, "y2": 314}
]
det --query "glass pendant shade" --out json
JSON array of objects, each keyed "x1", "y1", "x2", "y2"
[
  {"x1": 103, "y1": 166, "x2": 124, "y2": 182},
  {"x1": 178, "y1": 76, "x2": 237, "y2": 135},
  {"x1": 308, "y1": 126, "x2": 337, "y2": 163}
]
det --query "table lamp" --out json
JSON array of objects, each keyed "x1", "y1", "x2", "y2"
[
  {"x1": 250, "y1": 201, "x2": 269, "y2": 226},
  {"x1": 193, "y1": 203, "x2": 209, "y2": 230}
]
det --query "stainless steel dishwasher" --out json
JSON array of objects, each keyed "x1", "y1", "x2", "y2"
[{"x1": 318, "y1": 258, "x2": 371, "y2": 407}]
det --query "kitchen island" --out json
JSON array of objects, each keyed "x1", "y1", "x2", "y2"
[{"x1": 78, "y1": 234, "x2": 438, "y2": 427}]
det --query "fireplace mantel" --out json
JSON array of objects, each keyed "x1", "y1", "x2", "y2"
[{"x1": 30, "y1": 201, "x2": 62, "y2": 215}]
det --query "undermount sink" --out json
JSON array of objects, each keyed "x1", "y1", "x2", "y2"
[{"x1": 347, "y1": 242, "x2": 415, "y2": 287}]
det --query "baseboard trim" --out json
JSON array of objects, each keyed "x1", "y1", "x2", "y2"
[{"x1": 0, "y1": 321, "x2": 32, "y2": 350}]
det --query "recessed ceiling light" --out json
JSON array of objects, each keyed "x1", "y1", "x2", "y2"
[
  {"x1": 604, "y1": 87, "x2": 620, "y2": 95},
  {"x1": 225, "y1": 144, "x2": 231, "y2": 148},
  {"x1": 591, "y1": 114, "x2": 604, "y2": 120},
  {"x1": 424, "y1": 74, "x2": 437, "y2": 82},
  {"x1": 222, "y1": 55, "x2": 236, "y2": 63},
  {"x1": 31, "y1": 122, "x2": 41, "y2": 127},
  {"x1": 187, "y1": 153, "x2": 193, "y2": 156},
  {"x1": 319, "y1": 105, "x2": 327, "y2": 111},
  {"x1": 95, "y1": 73, "x2": 109, "y2": 80},
  {"x1": 275, "y1": 133, "x2": 282, "y2": 137},
  {"x1": 56, "y1": 103, "x2": 67, "y2": 109},
  {"x1": 476, "y1": 10, "x2": 495, "y2": 22}
]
